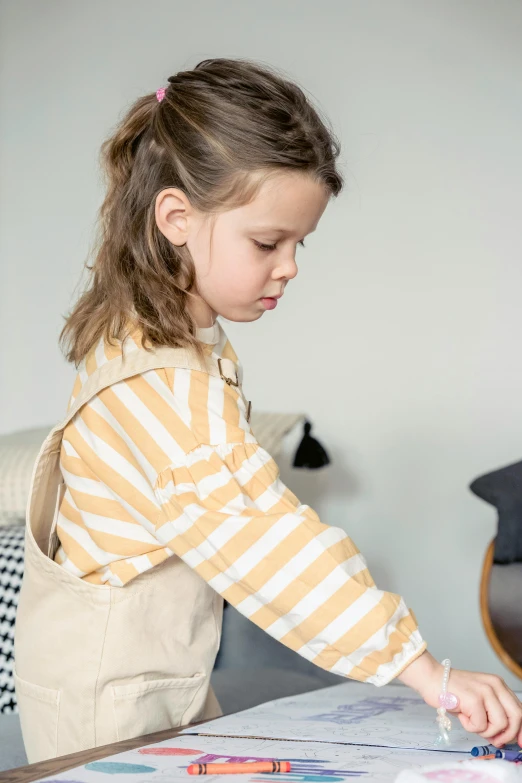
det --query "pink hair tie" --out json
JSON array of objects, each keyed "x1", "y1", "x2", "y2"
[{"x1": 156, "y1": 87, "x2": 166, "y2": 102}]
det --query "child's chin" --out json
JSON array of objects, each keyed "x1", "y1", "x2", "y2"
[{"x1": 218, "y1": 304, "x2": 265, "y2": 323}]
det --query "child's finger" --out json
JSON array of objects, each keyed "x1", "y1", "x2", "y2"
[
  {"x1": 457, "y1": 696, "x2": 488, "y2": 735},
  {"x1": 487, "y1": 687, "x2": 522, "y2": 747},
  {"x1": 458, "y1": 713, "x2": 482, "y2": 734},
  {"x1": 478, "y1": 687, "x2": 509, "y2": 739}
]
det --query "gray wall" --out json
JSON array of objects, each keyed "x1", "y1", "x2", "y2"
[{"x1": 1, "y1": 0, "x2": 522, "y2": 687}]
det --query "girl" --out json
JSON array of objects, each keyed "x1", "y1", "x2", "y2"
[{"x1": 14, "y1": 58, "x2": 522, "y2": 763}]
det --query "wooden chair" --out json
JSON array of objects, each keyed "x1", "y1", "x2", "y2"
[{"x1": 480, "y1": 539, "x2": 522, "y2": 680}]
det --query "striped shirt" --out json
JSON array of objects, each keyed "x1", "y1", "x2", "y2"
[{"x1": 55, "y1": 318, "x2": 426, "y2": 685}]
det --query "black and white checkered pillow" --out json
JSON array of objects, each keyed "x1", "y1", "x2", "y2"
[{"x1": 0, "y1": 525, "x2": 25, "y2": 713}]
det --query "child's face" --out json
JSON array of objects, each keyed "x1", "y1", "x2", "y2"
[
  {"x1": 156, "y1": 171, "x2": 329, "y2": 326},
  {"x1": 192, "y1": 172, "x2": 329, "y2": 325}
]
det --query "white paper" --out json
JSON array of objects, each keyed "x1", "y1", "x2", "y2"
[
  {"x1": 395, "y1": 759, "x2": 522, "y2": 783},
  {"x1": 33, "y1": 731, "x2": 471, "y2": 783},
  {"x1": 183, "y1": 683, "x2": 522, "y2": 753}
]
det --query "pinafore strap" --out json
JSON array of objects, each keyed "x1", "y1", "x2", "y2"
[{"x1": 25, "y1": 343, "x2": 241, "y2": 553}]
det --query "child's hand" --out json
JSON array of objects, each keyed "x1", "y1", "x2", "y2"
[{"x1": 398, "y1": 650, "x2": 522, "y2": 747}]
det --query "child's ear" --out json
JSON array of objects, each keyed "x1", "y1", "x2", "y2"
[{"x1": 155, "y1": 187, "x2": 191, "y2": 246}]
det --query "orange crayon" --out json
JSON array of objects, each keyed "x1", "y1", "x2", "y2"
[
  {"x1": 476, "y1": 755, "x2": 497, "y2": 760},
  {"x1": 187, "y1": 762, "x2": 292, "y2": 775}
]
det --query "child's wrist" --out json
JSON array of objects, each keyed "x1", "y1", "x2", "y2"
[{"x1": 397, "y1": 649, "x2": 443, "y2": 701}]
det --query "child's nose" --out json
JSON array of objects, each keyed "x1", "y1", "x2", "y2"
[{"x1": 277, "y1": 255, "x2": 298, "y2": 280}]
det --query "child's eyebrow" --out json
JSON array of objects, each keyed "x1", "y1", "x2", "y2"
[
  {"x1": 250, "y1": 226, "x2": 316, "y2": 235},
  {"x1": 250, "y1": 226, "x2": 292, "y2": 233}
]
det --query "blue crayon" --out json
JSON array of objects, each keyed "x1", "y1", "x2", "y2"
[
  {"x1": 471, "y1": 746, "x2": 496, "y2": 757},
  {"x1": 496, "y1": 750, "x2": 522, "y2": 762}
]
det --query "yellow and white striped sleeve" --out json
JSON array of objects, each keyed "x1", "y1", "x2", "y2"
[{"x1": 153, "y1": 440, "x2": 427, "y2": 686}]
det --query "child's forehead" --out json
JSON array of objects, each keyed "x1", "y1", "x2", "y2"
[{"x1": 239, "y1": 172, "x2": 328, "y2": 230}]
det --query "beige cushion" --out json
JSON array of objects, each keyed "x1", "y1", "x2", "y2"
[
  {"x1": 249, "y1": 411, "x2": 304, "y2": 459},
  {"x1": 0, "y1": 414, "x2": 304, "y2": 526},
  {"x1": 0, "y1": 428, "x2": 51, "y2": 526}
]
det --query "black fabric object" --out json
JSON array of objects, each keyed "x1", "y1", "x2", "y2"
[
  {"x1": 0, "y1": 525, "x2": 25, "y2": 713},
  {"x1": 292, "y1": 419, "x2": 331, "y2": 470},
  {"x1": 469, "y1": 460, "x2": 522, "y2": 564}
]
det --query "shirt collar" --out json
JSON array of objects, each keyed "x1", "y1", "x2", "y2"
[{"x1": 196, "y1": 320, "x2": 221, "y2": 346}]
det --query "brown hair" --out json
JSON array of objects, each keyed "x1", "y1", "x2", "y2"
[{"x1": 60, "y1": 58, "x2": 344, "y2": 367}]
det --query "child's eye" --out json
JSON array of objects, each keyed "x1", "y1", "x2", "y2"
[
  {"x1": 253, "y1": 240, "x2": 306, "y2": 252},
  {"x1": 253, "y1": 240, "x2": 277, "y2": 252}
]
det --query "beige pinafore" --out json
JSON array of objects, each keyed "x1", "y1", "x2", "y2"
[{"x1": 14, "y1": 343, "x2": 246, "y2": 763}]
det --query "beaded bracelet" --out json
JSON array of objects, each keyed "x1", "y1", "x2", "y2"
[{"x1": 434, "y1": 658, "x2": 460, "y2": 746}]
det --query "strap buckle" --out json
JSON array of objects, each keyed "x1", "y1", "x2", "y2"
[{"x1": 217, "y1": 357, "x2": 239, "y2": 387}]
